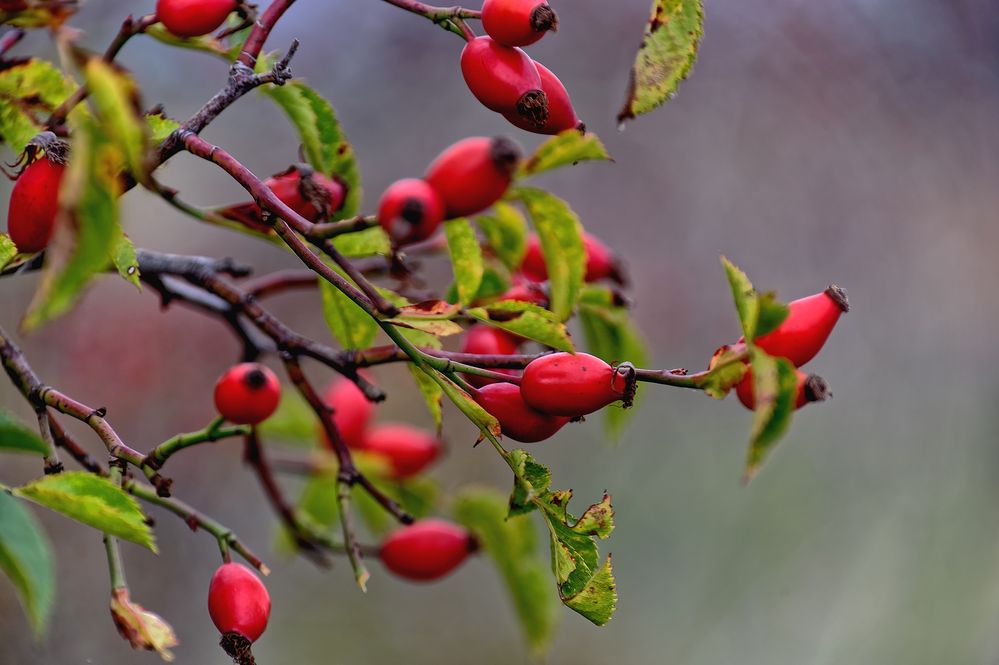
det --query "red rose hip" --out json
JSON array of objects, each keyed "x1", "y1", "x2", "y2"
[
  {"x1": 8, "y1": 155, "x2": 65, "y2": 253},
  {"x1": 207, "y1": 563, "x2": 270, "y2": 643},
  {"x1": 321, "y1": 376, "x2": 375, "y2": 449},
  {"x1": 424, "y1": 137, "x2": 521, "y2": 218},
  {"x1": 213, "y1": 363, "x2": 281, "y2": 425},
  {"x1": 380, "y1": 519, "x2": 475, "y2": 581},
  {"x1": 503, "y1": 62, "x2": 583, "y2": 135},
  {"x1": 735, "y1": 369, "x2": 830, "y2": 411},
  {"x1": 378, "y1": 178, "x2": 445, "y2": 244},
  {"x1": 361, "y1": 424, "x2": 441, "y2": 479},
  {"x1": 460, "y1": 36, "x2": 549, "y2": 126},
  {"x1": 473, "y1": 382, "x2": 569, "y2": 442},
  {"x1": 482, "y1": 0, "x2": 558, "y2": 47},
  {"x1": 521, "y1": 352, "x2": 633, "y2": 417},
  {"x1": 460, "y1": 325, "x2": 521, "y2": 387},
  {"x1": 156, "y1": 0, "x2": 238, "y2": 38},
  {"x1": 521, "y1": 232, "x2": 616, "y2": 283},
  {"x1": 752, "y1": 286, "x2": 849, "y2": 367}
]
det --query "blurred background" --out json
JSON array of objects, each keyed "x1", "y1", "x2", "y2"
[{"x1": 2, "y1": 0, "x2": 999, "y2": 663}]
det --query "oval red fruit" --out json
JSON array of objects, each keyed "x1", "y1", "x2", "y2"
[
  {"x1": 735, "y1": 369, "x2": 830, "y2": 410},
  {"x1": 213, "y1": 363, "x2": 281, "y2": 425},
  {"x1": 380, "y1": 519, "x2": 474, "y2": 581},
  {"x1": 503, "y1": 62, "x2": 582, "y2": 135},
  {"x1": 460, "y1": 325, "x2": 521, "y2": 388},
  {"x1": 424, "y1": 137, "x2": 521, "y2": 218},
  {"x1": 521, "y1": 232, "x2": 616, "y2": 283},
  {"x1": 460, "y1": 36, "x2": 548, "y2": 126},
  {"x1": 752, "y1": 286, "x2": 849, "y2": 367},
  {"x1": 474, "y1": 382, "x2": 569, "y2": 442},
  {"x1": 321, "y1": 376, "x2": 375, "y2": 450},
  {"x1": 378, "y1": 178, "x2": 445, "y2": 244},
  {"x1": 156, "y1": 0, "x2": 238, "y2": 38},
  {"x1": 8, "y1": 156, "x2": 65, "y2": 253},
  {"x1": 207, "y1": 563, "x2": 271, "y2": 643},
  {"x1": 267, "y1": 169, "x2": 344, "y2": 222},
  {"x1": 499, "y1": 278, "x2": 548, "y2": 307},
  {"x1": 521, "y1": 352, "x2": 631, "y2": 417},
  {"x1": 482, "y1": 0, "x2": 558, "y2": 47},
  {"x1": 361, "y1": 424, "x2": 441, "y2": 479}
]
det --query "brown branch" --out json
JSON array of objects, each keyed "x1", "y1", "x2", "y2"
[{"x1": 237, "y1": 0, "x2": 299, "y2": 68}]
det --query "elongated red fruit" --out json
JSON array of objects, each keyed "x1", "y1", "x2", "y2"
[
  {"x1": 321, "y1": 376, "x2": 375, "y2": 449},
  {"x1": 521, "y1": 232, "x2": 616, "y2": 283},
  {"x1": 482, "y1": 0, "x2": 558, "y2": 47},
  {"x1": 361, "y1": 424, "x2": 441, "y2": 479},
  {"x1": 218, "y1": 169, "x2": 345, "y2": 231},
  {"x1": 521, "y1": 352, "x2": 633, "y2": 417},
  {"x1": 503, "y1": 62, "x2": 582, "y2": 135},
  {"x1": 213, "y1": 363, "x2": 281, "y2": 425},
  {"x1": 8, "y1": 155, "x2": 65, "y2": 253},
  {"x1": 424, "y1": 137, "x2": 521, "y2": 218},
  {"x1": 460, "y1": 36, "x2": 548, "y2": 127},
  {"x1": 378, "y1": 178, "x2": 445, "y2": 244},
  {"x1": 380, "y1": 519, "x2": 475, "y2": 581},
  {"x1": 735, "y1": 369, "x2": 830, "y2": 410},
  {"x1": 208, "y1": 563, "x2": 270, "y2": 643},
  {"x1": 751, "y1": 286, "x2": 849, "y2": 367},
  {"x1": 157, "y1": 0, "x2": 237, "y2": 38},
  {"x1": 474, "y1": 382, "x2": 569, "y2": 442},
  {"x1": 499, "y1": 278, "x2": 548, "y2": 307},
  {"x1": 460, "y1": 325, "x2": 521, "y2": 387}
]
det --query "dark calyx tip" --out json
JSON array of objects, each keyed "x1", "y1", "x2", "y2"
[
  {"x1": 804, "y1": 375, "x2": 831, "y2": 403},
  {"x1": 614, "y1": 362, "x2": 638, "y2": 409},
  {"x1": 220, "y1": 632, "x2": 257, "y2": 665},
  {"x1": 825, "y1": 284, "x2": 849, "y2": 312},
  {"x1": 531, "y1": 4, "x2": 559, "y2": 33},
  {"x1": 243, "y1": 367, "x2": 268, "y2": 390},
  {"x1": 489, "y1": 136, "x2": 523, "y2": 176},
  {"x1": 575, "y1": 121, "x2": 587, "y2": 134},
  {"x1": 400, "y1": 197, "x2": 426, "y2": 225},
  {"x1": 515, "y1": 90, "x2": 550, "y2": 129}
]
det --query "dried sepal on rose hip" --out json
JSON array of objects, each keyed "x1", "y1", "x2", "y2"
[
  {"x1": 379, "y1": 519, "x2": 477, "y2": 581},
  {"x1": 424, "y1": 136, "x2": 521, "y2": 218},
  {"x1": 156, "y1": 0, "x2": 238, "y2": 38},
  {"x1": 482, "y1": 0, "x2": 558, "y2": 47},
  {"x1": 460, "y1": 36, "x2": 549, "y2": 127},
  {"x1": 359, "y1": 424, "x2": 442, "y2": 479},
  {"x1": 746, "y1": 285, "x2": 850, "y2": 368},
  {"x1": 6, "y1": 133, "x2": 69, "y2": 253},
  {"x1": 473, "y1": 381, "x2": 569, "y2": 443},
  {"x1": 503, "y1": 61, "x2": 584, "y2": 135},
  {"x1": 213, "y1": 363, "x2": 281, "y2": 425},
  {"x1": 208, "y1": 563, "x2": 271, "y2": 664},
  {"x1": 377, "y1": 178, "x2": 445, "y2": 245},
  {"x1": 521, "y1": 352, "x2": 637, "y2": 418},
  {"x1": 734, "y1": 369, "x2": 830, "y2": 411}
]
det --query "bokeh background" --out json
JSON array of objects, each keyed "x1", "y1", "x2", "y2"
[{"x1": 2, "y1": 0, "x2": 999, "y2": 663}]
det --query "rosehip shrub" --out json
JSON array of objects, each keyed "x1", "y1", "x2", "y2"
[
  {"x1": 7, "y1": 154, "x2": 65, "y2": 253},
  {"x1": 208, "y1": 563, "x2": 271, "y2": 643},
  {"x1": 521, "y1": 352, "x2": 633, "y2": 417},
  {"x1": 361, "y1": 424, "x2": 442, "y2": 479},
  {"x1": 377, "y1": 178, "x2": 445, "y2": 244},
  {"x1": 156, "y1": 0, "x2": 238, "y2": 38},
  {"x1": 379, "y1": 519, "x2": 476, "y2": 581},
  {"x1": 481, "y1": 0, "x2": 558, "y2": 47},
  {"x1": 749, "y1": 285, "x2": 850, "y2": 367},
  {"x1": 460, "y1": 36, "x2": 548, "y2": 126},
  {"x1": 424, "y1": 136, "x2": 520, "y2": 217},
  {"x1": 503, "y1": 61, "x2": 583, "y2": 134},
  {"x1": 474, "y1": 381, "x2": 569, "y2": 442},
  {"x1": 321, "y1": 376, "x2": 375, "y2": 450},
  {"x1": 213, "y1": 363, "x2": 281, "y2": 425}
]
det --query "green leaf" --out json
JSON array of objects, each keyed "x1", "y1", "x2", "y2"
[
  {"x1": 332, "y1": 226, "x2": 390, "y2": 258},
  {"x1": 519, "y1": 131, "x2": 612, "y2": 178},
  {"x1": 617, "y1": 0, "x2": 704, "y2": 123},
  {"x1": 408, "y1": 365, "x2": 443, "y2": 433},
  {"x1": 697, "y1": 344, "x2": 748, "y2": 399},
  {"x1": 23, "y1": 116, "x2": 120, "y2": 330},
  {"x1": 0, "y1": 411, "x2": 49, "y2": 456},
  {"x1": 0, "y1": 490, "x2": 54, "y2": 636},
  {"x1": 476, "y1": 202, "x2": 528, "y2": 272},
  {"x1": 0, "y1": 234, "x2": 17, "y2": 269},
  {"x1": 453, "y1": 487, "x2": 558, "y2": 656},
  {"x1": 319, "y1": 262, "x2": 379, "y2": 349},
  {"x1": 111, "y1": 230, "x2": 141, "y2": 289},
  {"x1": 510, "y1": 188, "x2": 586, "y2": 321},
  {"x1": 507, "y1": 448, "x2": 552, "y2": 516},
  {"x1": 429, "y1": 369, "x2": 502, "y2": 439},
  {"x1": 444, "y1": 218, "x2": 484, "y2": 306},
  {"x1": 0, "y1": 58, "x2": 74, "y2": 151},
  {"x1": 743, "y1": 350, "x2": 799, "y2": 482},
  {"x1": 13, "y1": 472, "x2": 156, "y2": 551},
  {"x1": 721, "y1": 256, "x2": 789, "y2": 343},
  {"x1": 83, "y1": 59, "x2": 148, "y2": 183},
  {"x1": 257, "y1": 389, "x2": 317, "y2": 445},
  {"x1": 1, "y1": 3, "x2": 76, "y2": 28},
  {"x1": 755, "y1": 291, "x2": 791, "y2": 339},
  {"x1": 562, "y1": 556, "x2": 616, "y2": 626},
  {"x1": 264, "y1": 81, "x2": 361, "y2": 218},
  {"x1": 145, "y1": 24, "x2": 232, "y2": 59},
  {"x1": 145, "y1": 111, "x2": 180, "y2": 145},
  {"x1": 466, "y1": 300, "x2": 574, "y2": 352}
]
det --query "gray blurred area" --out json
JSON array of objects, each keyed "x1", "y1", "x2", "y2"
[{"x1": 2, "y1": 0, "x2": 999, "y2": 663}]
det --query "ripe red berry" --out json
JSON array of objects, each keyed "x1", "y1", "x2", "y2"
[
  {"x1": 499, "y1": 278, "x2": 548, "y2": 307},
  {"x1": 380, "y1": 519, "x2": 475, "y2": 581},
  {"x1": 460, "y1": 37, "x2": 548, "y2": 127},
  {"x1": 361, "y1": 424, "x2": 441, "y2": 479},
  {"x1": 460, "y1": 325, "x2": 521, "y2": 388},
  {"x1": 751, "y1": 286, "x2": 850, "y2": 368},
  {"x1": 213, "y1": 363, "x2": 281, "y2": 425},
  {"x1": 321, "y1": 376, "x2": 375, "y2": 450},
  {"x1": 473, "y1": 381, "x2": 569, "y2": 442},
  {"x1": 424, "y1": 137, "x2": 521, "y2": 218},
  {"x1": 521, "y1": 352, "x2": 633, "y2": 417},
  {"x1": 156, "y1": 0, "x2": 237, "y2": 38},
  {"x1": 735, "y1": 369, "x2": 830, "y2": 410},
  {"x1": 481, "y1": 0, "x2": 558, "y2": 47},
  {"x1": 377, "y1": 178, "x2": 445, "y2": 244},
  {"x1": 267, "y1": 169, "x2": 344, "y2": 222},
  {"x1": 208, "y1": 563, "x2": 271, "y2": 643},
  {"x1": 8, "y1": 156, "x2": 65, "y2": 253},
  {"x1": 502, "y1": 62, "x2": 582, "y2": 135},
  {"x1": 521, "y1": 232, "x2": 616, "y2": 283}
]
